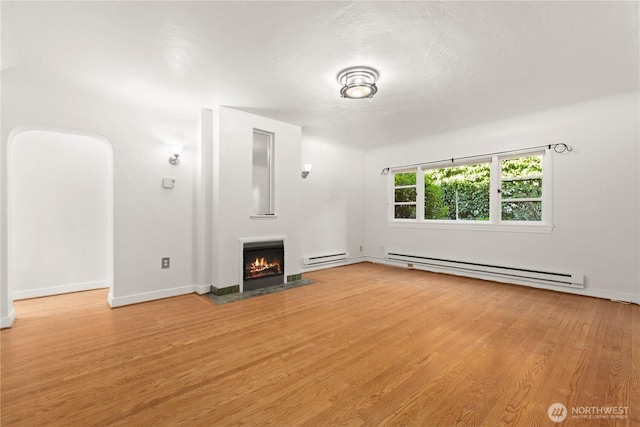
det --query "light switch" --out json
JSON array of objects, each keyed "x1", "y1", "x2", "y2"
[{"x1": 162, "y1": 177, "x2": 175, "y2": 189}]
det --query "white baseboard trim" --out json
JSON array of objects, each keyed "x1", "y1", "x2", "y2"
[
  {"x1": 193, "y1": 283, "x2": 212, "y2": 294},
  {"x1": 368, "y1": 256, "x2": 640, "y2": 304},
  {"x1": 108, "y1": 284, "x2": 209, "y2": 308},
  {"x1": 12, "y1": 281, "x2": 109, "y2": 301},
  {"x1": 301, "y1": 256, "x2": 367, "y2": 273},
  {"x1": 1, "y1": 308, "x2": 17, "y2": 329}
]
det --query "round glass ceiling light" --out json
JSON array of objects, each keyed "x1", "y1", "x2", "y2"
[{"x1": 337, "y1": 66, "x2": 379, "y2": 99}]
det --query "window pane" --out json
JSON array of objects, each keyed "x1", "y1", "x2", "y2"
[
  {"x1": 252, "y1": 131, "x2": 273, "y2": 215},
  {"x1": 424, "y1": 163, "x2": 490, "y2": 220},
  {"x1": 501, "y1": 178, "x2": 542, "y2": 199},
  {"x1": 501, "y1": 155, "x2": 542, "y2": 178},
  {"x1": 395, "y1": 204, "x2": 416, "y2": 219},
  {"x1": 395, "y1": 188, "x2": 417, "y2": 203},
  {"x1": 501, "y1": 201, "x2": 542, "y2": 221},
  {"x1": 394, "y1": 172, "x2": 416, "y2": 186}
]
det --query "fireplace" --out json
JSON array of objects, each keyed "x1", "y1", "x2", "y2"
[{"x1": 243, "y1": 240, "x2": 284, "y2": 291}]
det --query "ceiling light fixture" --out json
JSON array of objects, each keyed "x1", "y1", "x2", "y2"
[{"x1": 337, "y1": 66, "x2": 379, "y2": 99}]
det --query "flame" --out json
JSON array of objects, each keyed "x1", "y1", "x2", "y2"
[{"x1": 246, "y1": 256, "x2": 281, "y2": 279}]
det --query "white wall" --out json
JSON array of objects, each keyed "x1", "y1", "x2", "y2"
[
  {"x1": 213, "y1": 107, "x2": 303, "y2": 289},
  {"x1": 9, "y1": 130, "x2": 111, "y2": 299},
  {"x1": 365, "y1": 92, "x2": 640, "y2": 303},
  {"x1": 1, "y1": 68, "x2": 198, "y2": 311},
  {"x1": 300, "y1": 135, "x2": 367, "y2": 266}
]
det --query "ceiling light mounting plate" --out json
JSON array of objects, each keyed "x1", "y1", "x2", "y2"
[{"x1": 337, "y1": 66, "x2": 379, "y2": 99}]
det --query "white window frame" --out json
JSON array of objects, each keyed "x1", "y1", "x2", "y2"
[
  {"x1": 388, "y1": 149, "x2": 553, "y2": 233},
  {"x1": 498, "y1": 151, "x2": 550, "y2": 225},
  {"x1": 391, "y1": 169, "x2": 418, "y2": 221}
]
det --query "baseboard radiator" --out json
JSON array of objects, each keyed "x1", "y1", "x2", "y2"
[
  {"x1": 384, "y1": 252, "x2": 585, "y2": 289},
  {"x1": 303, "y1": 252, "x2": 349, "y2": 267}
]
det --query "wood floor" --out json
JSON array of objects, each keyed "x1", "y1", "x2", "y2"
[{"x1": 1, "y1": 263, "x2": 638, "y2": 426}]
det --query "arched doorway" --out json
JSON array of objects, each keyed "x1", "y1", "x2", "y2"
[{"x1": 3, "y1": 127, "x2": 113, "y2": 324}]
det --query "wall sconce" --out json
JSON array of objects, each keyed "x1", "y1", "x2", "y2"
[
  {"x1": 169, "y1": 144, "x2": 183, "y2": 165},
  {"x1": 301, "y1": 164, "x2": 312, "y2": 179}
]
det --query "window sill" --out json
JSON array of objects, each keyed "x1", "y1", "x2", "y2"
[
  {"x1": 388, "y1": 220, "x2": 553, "y2": 234},
  {"x1": 250, "y1": 214, "x2": 277, "y2": 220}
]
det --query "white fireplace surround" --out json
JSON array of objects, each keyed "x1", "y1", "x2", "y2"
[{"x1": 238, "y1": 235, "x2": 287, "y2": 292}]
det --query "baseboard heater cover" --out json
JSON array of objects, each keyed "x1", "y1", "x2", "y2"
[
  {"x1": 385, "y1": 252, "x2": 584, "y2": 289},
  {"x1": 303, "y1": 252, "x2": 349, "y2": 267}
]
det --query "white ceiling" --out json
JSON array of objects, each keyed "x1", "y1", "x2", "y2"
[{"x1": 2, "y1": 1, "x2": 639, "y2": 148}]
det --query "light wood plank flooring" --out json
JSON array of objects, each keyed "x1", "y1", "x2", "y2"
[{"x1": 1, "y1": 263, "x2": 638, "y2": 426}]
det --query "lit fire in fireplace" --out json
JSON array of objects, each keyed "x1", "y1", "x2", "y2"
[{"x1": 246, "y1": 257, "x2": 281, "y2": 279}]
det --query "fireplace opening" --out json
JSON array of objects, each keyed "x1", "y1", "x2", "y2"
[
  {"x1": 245, "y1": 255, "x2": 281, "y2": 280},
  {"x1": 243, "y1": 241, "x2": 284, "y2": 291}
]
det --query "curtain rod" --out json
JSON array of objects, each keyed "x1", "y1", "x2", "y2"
[{"x1": 380, "y1": 142, "x2": 572, "y2": 175}]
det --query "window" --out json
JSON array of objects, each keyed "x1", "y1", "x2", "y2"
[
  {"x1": 424, "y1": 162, "x2": 490, "y2": 221},
  {"x1": 500, "y1": 155, "x2": 543, "y2": 221},
  {"x1": 389, "y1": 150, "x2": 551, "y2": 231},
  {"x1": 252, "y1": 129, "x2": 274, "y2": 216},
  {"x1": 393, "y1": 171, "x2": 417, "y2": 219}
]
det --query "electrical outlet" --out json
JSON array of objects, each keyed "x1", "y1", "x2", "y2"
[
  {"x1": 407, "y1": 263, "x2": 414, "y2": 268},
  {"x1": 360, "y1": 245, "x2": 363, "y2": 252},
  {"x1": 162, "y1": 257, "x2": 170, "y2": 269}
]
